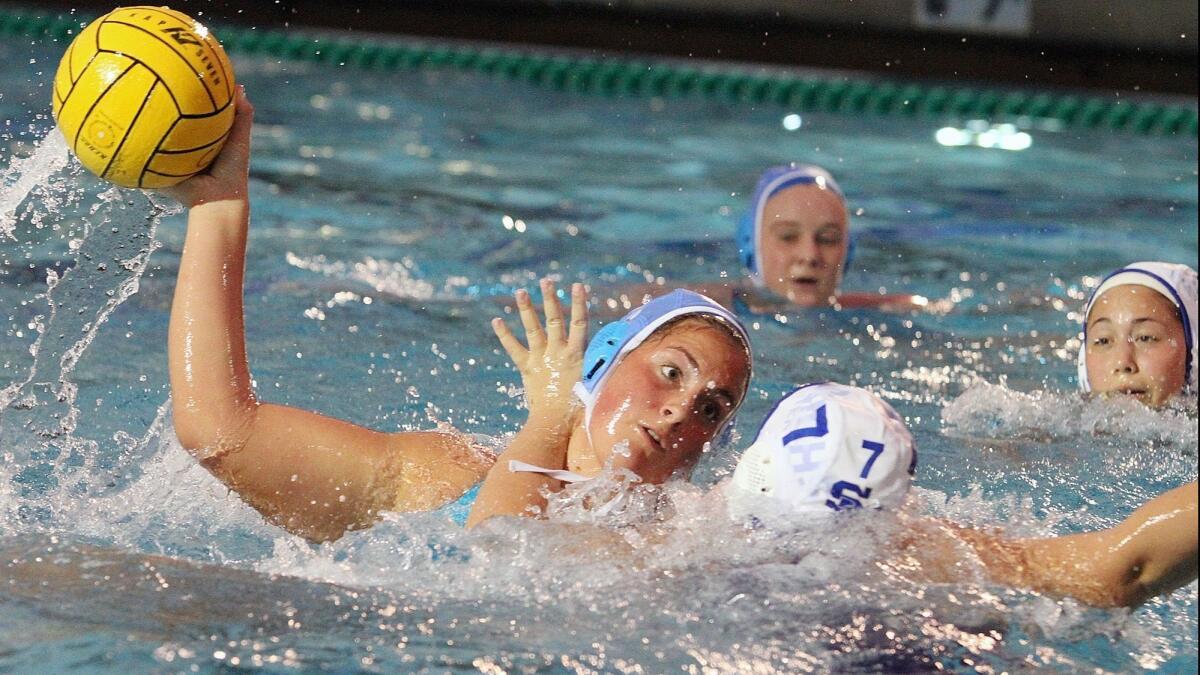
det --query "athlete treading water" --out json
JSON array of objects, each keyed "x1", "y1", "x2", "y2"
[
  {"x1": 163, "y1": 91, "x2": 751, "y2": 541},
  {"x1": 1078, "y1": 261, "x2": 1197, "y2": 407},
  {"x1": 734, "y1": 164, "x2": 923, "y2": 309},
  {"x1": 623, "y1": 164, "x2": 930, "y2": 313}
]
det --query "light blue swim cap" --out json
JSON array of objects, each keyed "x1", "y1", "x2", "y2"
[
  {"x1": 573, "y1": 289, "x2": 752, "y2": 446},
  {"x1": 736, "y1": 164, "x2": 853, "y2": 288}
]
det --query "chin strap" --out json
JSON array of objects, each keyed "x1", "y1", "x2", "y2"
[{"x1": 508, "y1": 460, "x2": 592, "y2": 483}]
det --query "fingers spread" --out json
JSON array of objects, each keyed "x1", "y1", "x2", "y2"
[
  {"x1": 567, "y1": 282, "x2": 589, "y2": 353},
  {"x1": 515, "y1": 289, "x2": 546, "y2": 351},
  {"x1": 541, "y1": 279, "x2": 565, "y2": 344}
]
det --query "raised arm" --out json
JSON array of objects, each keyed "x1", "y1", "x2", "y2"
[
  {"x1": 165, "y1": 90, "x2": 487, "y2": 542},
  {"x1": 903, "y1": 482, "x2": 1198, "y2": 607},
  {"x1": 466, "y1": 280, "x2": 587, "y2": 528}
]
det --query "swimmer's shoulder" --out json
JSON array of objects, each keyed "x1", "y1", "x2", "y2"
[{"x1": 384, "y1": 430, "x2": 495, "y2": 512}]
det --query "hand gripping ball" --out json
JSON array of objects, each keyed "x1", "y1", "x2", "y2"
[{"x1": 52, "y1": 6, "x2": 236, "y2": 188}]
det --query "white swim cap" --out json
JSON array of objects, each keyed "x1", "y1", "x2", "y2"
[
  {"x1": 728, "y1": 382, "x2": 916, "y2": 528},
  {"x1": 1077, "y1": 262, "x2": 1198, "y2": 393}
]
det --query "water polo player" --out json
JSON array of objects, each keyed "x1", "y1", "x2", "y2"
[
  {"x1": 727, "y1": 382, "x2": 1198, "y2": 608},
  {"x1": 163, "y1": 92, "x2": 751, "y2": 541},
  {"x1": 624, "y1": 164, "x2": 927, "y2": 314},
  {"x1": 1078, "y1": 261, "x2": 1197, "y2": 407},
  {"x1": 466, "y1": 287, "x2": 751, "y2": 527},
  {"x1": 728, "y1": 163, "x2": 925, "y2": 311}
]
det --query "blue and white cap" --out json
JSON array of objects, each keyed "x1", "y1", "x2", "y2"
[
  {"x1": 728, "y1": 383, "x2": 915, "y2": 527},
  {"x1": 573, "y1": 289, "x2": 752, "y2": 443},
  {"x1": 1077, "y1": 261, "x2": 1198, "y2": 392},
  {"x1": 736, "y1": 163, "x2": 848, "y2": 288}
]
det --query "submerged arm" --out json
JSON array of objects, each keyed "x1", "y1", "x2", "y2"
[
  {"x1": 166, "y1": 92, "x2": 485, "y2": 541},
  {"x1": 943, "y1": 482, "x2": 1198, "y2": 607}
]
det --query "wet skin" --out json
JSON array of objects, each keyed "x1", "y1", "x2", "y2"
[
  {"x1": 757, "y1": 183, "x2": 850, "y2": 307},
  {"x1": 1085, "y1": 285, "x2": 1188, "y2": 407},
  {"x1": 569, "y1": 322, "x2": 751, "y2": 484}
]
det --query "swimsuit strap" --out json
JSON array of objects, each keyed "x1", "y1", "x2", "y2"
[{"x1": 508, "y1": 460, "x2": 592, "y2": 483}]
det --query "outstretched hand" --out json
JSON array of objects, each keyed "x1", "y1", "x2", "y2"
[
  {"x1": 159, "y1": 85, "x2": 254, "y2": 208},
  {"x1": 492, "y1": 280, "x2": 588, "y2": 424}
]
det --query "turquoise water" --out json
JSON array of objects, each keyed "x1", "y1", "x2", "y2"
[{"x1": 2, "y1": 36, "x2": 1198, "y2": 672}]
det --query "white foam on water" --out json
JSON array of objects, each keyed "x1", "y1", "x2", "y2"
[
  {"x1": 942, "y1": 380, "x2": 1198, "y2": 447},
  {"x1": 284, "y1": 252, "x2": 470, "y2": 302},
  {"x1": 0, "y1": 118, "x2": 1188, "y2": 675},
  {"x1": 64, "y1": 425, "x2": 280, "y2": 559}
]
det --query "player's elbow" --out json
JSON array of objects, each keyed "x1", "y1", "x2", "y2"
[
  {"x1": 1086, "y1": 559, "x2": 1154, "y2": 608},
  {"x1": 1089, "y1": 579, "x2": 1149, "y2": 609},
  {"x1": 171, "y1": 397, "x2": 257, "y2": 460},
  {"x1": 1108, "y1": 585, "x2": 1150, "y2": 609}
]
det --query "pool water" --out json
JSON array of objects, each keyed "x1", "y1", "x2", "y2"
[{"x1": 2, "y1": 34, "x2": 1197, "y2": 673}]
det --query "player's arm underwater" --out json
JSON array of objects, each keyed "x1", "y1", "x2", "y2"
[
  {"x1": 163, "y1": 90, "x2": 489, "y2": 543},
  {"x1": 832, "y1": 291, "x2": 938, "y2": 312},
  {"x1": 466, "y1": 280, "x2": 588, "y2": 528},
  {"x1": 901, "y1": 481, "x2": 1198, "y2": 608}
]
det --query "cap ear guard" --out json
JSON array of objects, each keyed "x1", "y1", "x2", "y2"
[
  {"x1": 735, "y1": 209, "x2": 759, "y2": 283},
  {"x1": 580, "y1": 319, "x2": 628, "y2": 392}
]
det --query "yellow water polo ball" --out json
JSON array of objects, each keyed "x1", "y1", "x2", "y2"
[{"x1": 52, "y1": 6, "x2": 236, "y2": 188}]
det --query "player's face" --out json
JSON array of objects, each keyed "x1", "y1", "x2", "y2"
[
  {"x1": 758, "y1": 184, "x2": 849, "y2": 307},
  {"x1": 1085, "y1": 285, "x2": 1188, "y2": 406},
  {"x1": 587, "y1": 323, "x2": 749, "y2": 483}
]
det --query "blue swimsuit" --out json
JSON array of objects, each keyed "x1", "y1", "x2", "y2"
[
  {"x1": 444, "y1": 483, "x2": 482, "y2": 526},
  {"x1": 439, "y1": 460, "x2": 592, "y2": 526}
]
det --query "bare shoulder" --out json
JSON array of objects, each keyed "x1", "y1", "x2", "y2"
[{"x1": 384, "y1": 430, "x2": 495, "y2": 513}]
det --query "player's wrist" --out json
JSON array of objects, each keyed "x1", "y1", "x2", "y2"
[{"x1": 187, "y1": 198, "x2": 249, "y2": 226}]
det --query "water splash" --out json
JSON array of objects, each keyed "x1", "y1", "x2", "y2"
[
  {"x1": 942, "y1": 380, "x2": 1198, "y2": 447},
  {"x1": 0, "y1": 132, "x2": 177, "y2": 528},
  {"x1": 0, "y1": 128, "x2": 70, "y2": 239}
]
